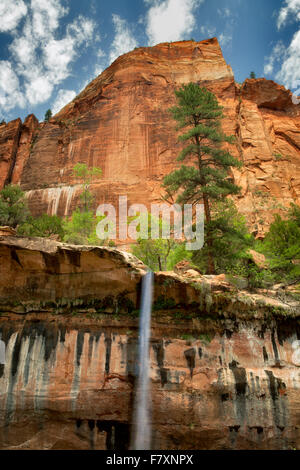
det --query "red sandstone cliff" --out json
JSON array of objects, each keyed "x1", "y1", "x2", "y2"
[
  {"x1": 0, "y1": 237, "x2": 299, "y2": 450},
  {"x1": 0, "y1": 38, "x2": 299, "y2": 237}
]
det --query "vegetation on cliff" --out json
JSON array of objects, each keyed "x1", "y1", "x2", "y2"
[
  {"x1": 163, "y1": 83, "x2": 243, "y2": 274},
  {"x1": 257, "y1": 204, "x2": 300, "y2": 282},
  {"x1": 0, "y1": 185, "x2": 29, "y2": 228},
  {"x1": 44, "y1": 109, "x2": 52, "y2": 122},
  {"x1": 131, "y1": 214, "x2": 192, "y2": 271},
  {"x1": 1, "y1": 82, "x2": 300, "y2": 291},
  {"x1": 63, "y1": 164, "x2": 103, "y2": 245},
  {"x1": 18, "y1": 214, "x2": 64, "y2": 239},
  {"x1": 4, "y1": 164, "x2": 114, "y2": 247}
]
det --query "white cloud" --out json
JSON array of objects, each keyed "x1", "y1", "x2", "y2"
[
  {"x1": 200, "y1": 17, "x2": 233, "y2": 49},
  {"x1": 52, "y1": 89, "x2": 77, "y2": 115},
  {"x1": 67, "y1": 15, "x2": 95, "y2": 44},
  {"x1": 109, "y1": 14, "x2": 138, "y2": 64},
  {"x1": 217, "y1": 7, "x2": 231, "y2": 18},
  {"x1": 30, "y1": 0, "x2": 68, "y2": 39},
  {"x1": 43, "y1": 35, "x2": 83, "y2": 85},
  {"x1": 264, "y1": 41, "x2": 286, "y2": 75},
  {"x1": 0, "y1": 61, "x2": 26, "y2": 113},
  {"x1": 94, "y1": 48, "x2": 107, "y2": 76},
  {"x1": 219, "y1": 33, "x2": 232, "y2": 47},
  {"x1": 200, "y1": 25, "x2": 232, "y2": 48},
  {"x1": 96, "y1": 49, "x2": 106, "y2": 58},
  {"x1": 0, "y1": 0, "x2": 27, "y2": 33},
  {"x1": 25, "y1": 77, "x2": 53, "y2": 106},
  {"x1": 200, "y1": 25, "x2": 216, "y2": 37},
  {"x1": 263, "y1": 1, "x2": 300, "y2": 89},
  {"x1": 145, "y1": 0, "x2": 202, "y2": 45},
  {"x1": 79, "y1": 78, "x2": 93, "y2": 93},
  {"x1": 276, "y1": 31, "x2": 300, "y2": 89},
  {"x1": 94, "y1": 64, "x2": 105, "y2": 76},
  {"x1": 0, "y1": 0, "x2": 96, "y2": 115},
  {"x1": 277, "y1": 0, "x2": 300, "y2": 29}
]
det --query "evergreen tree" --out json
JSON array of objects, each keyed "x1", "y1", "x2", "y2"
[
  {"x1": 193, "y1": 199, "x2": 253, "y2": 273},
  {"x1": 250, "y1": 71, "x2": 256, "y2": 79},
  {"x1": 0, "y1": 185, "x2": 29, "y2": 228},
  {"x1": 163, "y1": 83, "x2": 243, "y2": 273},
  {"x1": 44, "y1": 109, "x2": 52, "y2": 121}
]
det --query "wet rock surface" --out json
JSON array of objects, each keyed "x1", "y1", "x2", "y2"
[
  {"x1": 0, "y1": 238, "x2": 299, "y2": 450},
  {"x1": 0, "y1": 315, "x2": 299, "y2": 450}
]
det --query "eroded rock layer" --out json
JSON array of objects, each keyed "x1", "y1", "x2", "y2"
[
  {"x1": 0, "y1": 38, "x2": 299, "y2": 237},
  {"x1": 0, "y1": 238, "x2": 299, "y2": 450},
  {"x1": 0, "y1": 313, "x2": 299, "y2": 450}
]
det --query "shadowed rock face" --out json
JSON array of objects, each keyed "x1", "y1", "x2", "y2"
[
  {"x1": 0, "y1": 38, "x2": 299, "y2": 238},
  {"x1": 0, "y1": 238, "x2": 299, "y2": 450},
  {"x1": 0, "y1": 119, "x2": 22, "y2": 189},
  {"x1": 0, "y1": 317, "x2": 299, "y2": 450},
  {"x1": 0, "y1": 236, "x2": 146, "y2": 312}
]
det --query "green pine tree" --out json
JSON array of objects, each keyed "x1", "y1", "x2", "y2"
[
  {"x1": 250, "y1": 71, "x2": 256, "y2": 79},
  {"x1": 163, "y1": 83, "x2": 243, "y2": 274},
  {"x1": 44, "y1": 109, "x2": 52, "y2": 122},
  {"x1": 193, "y1": 199, "x2": 253, "y2": 274}
]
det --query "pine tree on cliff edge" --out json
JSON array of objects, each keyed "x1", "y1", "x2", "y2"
[
  {"x1": 44, "y1": 109, "x2": 52, "y2": 122},
  {"x1": 163, "y1": 83, "x2": 243, "y2": 274}
]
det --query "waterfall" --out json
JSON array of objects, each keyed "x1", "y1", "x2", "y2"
[
  {"x1": 25, "y1": 185, "x2": 80, "y2": 216},
  {"x1": 131, "y1": 271, "x2": 154, "y2": 450}
]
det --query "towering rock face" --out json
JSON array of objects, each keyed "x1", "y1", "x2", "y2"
[
  {"x1": 11, "y1": 115, "x2": 39, "y2": 185},
  {"x1": 0, "y1": 238, "x2": 299, "y2": 450},
  {"x1": 234, "y1": 80, "x2": 300, "y2": 236},
  {"x1": 0, "y1": 38, "x2": 299, "y2": 237},
  {"x1": 18, "y1": 38, "x2": 235, "y2": 223},
  {"x1": 0, "y1": 317, "x2": 299, "y2": 450},
  {"x1": 0, "y1": 119, "x2": 22, "y2": 189}
]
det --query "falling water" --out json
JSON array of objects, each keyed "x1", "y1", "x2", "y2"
[{"x1": 131, "y1": 271, "x2": 154, "y2": 450}]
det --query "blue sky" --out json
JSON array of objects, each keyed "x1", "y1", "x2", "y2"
[{"x1": 0, "y1": 0, "x2": 300, "y2": 122}]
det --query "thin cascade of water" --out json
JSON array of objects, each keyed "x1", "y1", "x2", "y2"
[{"x1": 131, "y1": 271, "x2": 154, "y2": 450}]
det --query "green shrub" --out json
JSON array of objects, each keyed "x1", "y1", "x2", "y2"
[
  {"x1": 131, "y1": 213, "x2": 192, "y2": 272},
  {"x1": 0, "y1": 185, "x2": 29, "y2": 228},
  {"x1": 193, "y1": 200, "x2": 254, "y2": 274},
  {"x1": 63, "y1": 209, "x2": 102, "y2": 245},
  {"x1": 262, "y1": 214, "x2": 300, "y2": 281},
  {"x1": 18, "y1": 214, "x2": 65, "y2": 239}
]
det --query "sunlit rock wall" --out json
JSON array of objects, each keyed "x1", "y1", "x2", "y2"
[{"x1": 0, "y1": 317, "x2": 299, "y2": 450}]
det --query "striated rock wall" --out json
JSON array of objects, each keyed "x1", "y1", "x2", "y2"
[
  {"x1": 0, "y1": 119, "x2": 22, "y2": 189},
  {"x1": 0, "y1": 38, "x2": 299, "y2": 237},
  {"x1": 0, "y1": 238, "x2": 299, "y2": 450},
  {"x1": 233, "y1": 80, "x2": 300, "y2": 236},
  {"x1": 0, "y1": 236, "x2": 146, "y2": 312},
  {"x1": 0, "y1": 312, "x2": 299, "y2": 450},
  {"x1": 18, "y1": 38, "x2": 235, "y2": 225},
  {"x1": 11, "y1": 115, "x2": 39, "y2": 185}
]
